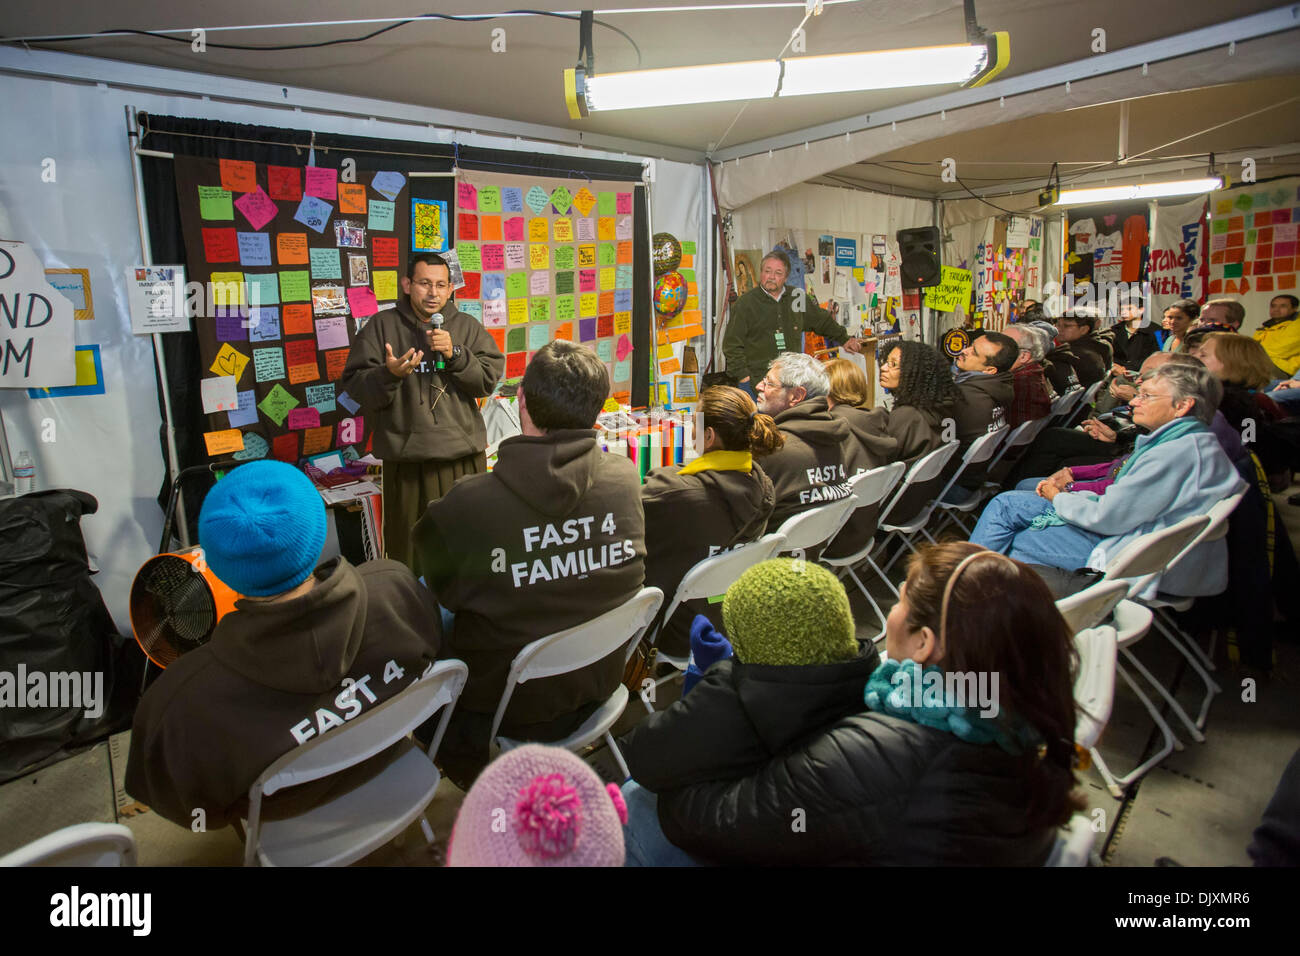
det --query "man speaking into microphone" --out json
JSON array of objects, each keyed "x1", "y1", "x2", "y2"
[{"x1": 342, "y1": 252, "x2": 505, "y2": 569}]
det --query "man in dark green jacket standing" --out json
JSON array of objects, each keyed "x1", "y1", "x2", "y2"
[
  {"x1": 722, "y1": 250, "x2": 863, "y2": 395},
  {"x1": 341, "y1": 253, "x2": 504, "y2": 569}
]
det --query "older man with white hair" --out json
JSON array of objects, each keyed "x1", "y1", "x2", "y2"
[
  {"x1": 971, "y1": 363, "x2": 1246, "y2": 598},
  {"x1": 755, "y1": 352, "x2": 876, "y2": 557},
  {"x1": 1004, "y1": 324, "x2": 1056, "y2": 427}
]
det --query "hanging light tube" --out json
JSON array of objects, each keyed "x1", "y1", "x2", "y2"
[{"x1": 1054, "y1": 177, "x2": 1224, "y2": 205}]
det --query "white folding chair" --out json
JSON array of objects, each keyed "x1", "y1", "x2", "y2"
[
  {"x1": 1140, "y1": 490, "x2": 1246, "y2": 730},
  {"x1": 1059, "y1": 380, "x2": 1103, "y2": 428},
  {"x1": 819, "y1": 463, "x2": 907, "y2": 637},
  {"x1": 1045, "y1": 814, "x2": 1097, "y2": 867},
  {"x1": 243, "y1": 659, "x2": 468, "y2": 867},
  {"x1": 876, "y1": 441, "x2": 962, "y2": 576},
  {"x1": 1080, "y1": 515, "x2": 1211, "y2": 797},
  {"x1": 926, "y1": 426, "x2": 1007, "y2": 539},
  {"x1": 0, "y1": 823, "x2": 137, "y2": 867},
  {"x1": 640, "y1": 533, "x2": 787, "y2": 711},
  {"x1": 773, "y1": 491, "x2": 861, "y2": 556},
  {"x1": 1047, "y1": 386, "x2": 1085, "y2": 426},
  {"x1": 491, "y1": 587, "x2": 664, "y2": 781},
  {"x1": 975, "y1": 416, "x2": 1051, "y2": 498}
]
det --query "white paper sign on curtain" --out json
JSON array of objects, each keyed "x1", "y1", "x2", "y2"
[{"x1": 0, "y1": 240, "x2": 76, "y2": 387}]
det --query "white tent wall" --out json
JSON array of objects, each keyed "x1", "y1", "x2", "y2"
[
  {"x1": 0, "y1": 57, "x2": 706, "y2": 635},
  {"x1": 725, "y1": 181, "x2": 934, "y2": 254}
]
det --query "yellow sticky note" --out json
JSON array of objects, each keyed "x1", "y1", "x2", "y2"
[
  {"x1": 597, "y1": 217, "x2": 616, "y2": 240},
  {"x1": 528, "y1": 217, "x2": 549, "y2": 242},
  {"x1": 657, "y1": 342, "x2": 674, "y2": 359},
  {"x1": 529, "y1": 244, "x2": 550, "y2": 270},
  {"x1": 553, "y1": 217, "x2": 573, "y2": 242},
  {"x1": 372, "y1": 270, "x2": 398, "y2": 301},
  {"x1": 508, "y1": 299, "x2": 529, "y2": 323},
  {"x1": 613, "y1": 313, "x2": 632, "y2": 335},
  {"x1": 577, "y1": 245, "x2": 597, "y2": 267},
  {"x1": 203, "y1": 428, "x2": 245, "y2": 455},
  {"x1": 579, "y1": 293, "x2": 598, "y2": 317},
  {"x1": 659, "y1": 358, "x2": 681, "y2": 375},
  {"x1": 684, "y1": 296, "x2": 698, "y2": 309},
  {"x1": 210, "y1": 343, "x2": 250, "y2": 383},
  {"x1": 1215, "y1": 199, "x2": 1233, "y2": 215},
  {"x1": 209, "y1": 272, "x2": 245, "y2": 306},
  {"x1": 602, "y1": 396, "x2": 621, "y2": 412},
  {"x1": 599, "y1": 267, "x2": 616, "y2": 290},
  {"x1": 853, "y1": 267, "x2": 865, "y2": 282}
]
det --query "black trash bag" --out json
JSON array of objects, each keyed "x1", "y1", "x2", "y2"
[{"x1": 0, "y1": 489, "x2": 137, "y2": 783}]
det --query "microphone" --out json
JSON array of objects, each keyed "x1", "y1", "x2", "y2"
[{"x1": 431, "y1": 312, "x2": 445, "y2": 370}]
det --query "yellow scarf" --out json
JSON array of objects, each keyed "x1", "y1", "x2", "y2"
[{"x1": 677, "y1": 450, "x2": 752, "y2": 476}]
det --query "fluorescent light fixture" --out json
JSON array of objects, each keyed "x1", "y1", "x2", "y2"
[
  {"x1": 564, "y1": 34, "x2": 1008, "y2": 117},
  {"x1": 1055, "y1": 177, "x2": 1224, "y2": 205}
]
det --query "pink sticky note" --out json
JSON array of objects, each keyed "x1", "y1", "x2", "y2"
[
  {"x1": 347, "y1": 286, "x2": 379, "y2": 318},
  {"x1": 234, "y1": 187, "x2": 278, "y2": 231},
  {"x1": 578, "y1": 269, "x2": 597, "y2": 292},
  {"x1": 315, "y1": 316, "x2": 350, "y2": 350},
  {"x1": 616, "y1": 192, "x2": 633, "y2": 214},
  {"x1": 457, "y1": 181, "x2": 477, "y2": 210},
  {"x1": 337, "y1": 415, "x2": 364, "y2": 446},
  {"x1": 305, "y1": 166, "x2": 338, "y2": 201},
  {"x1": 616, "y1": 333, "x2": 632, "y2": 361},
  {"x1": 287, "y1": 407, "x2": 321, "y2": 430},
  {"x1": 503, "y1": 217, "x2": 525, "y2": 241}
]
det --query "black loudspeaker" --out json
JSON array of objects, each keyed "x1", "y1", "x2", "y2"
[{"x1": 896, "y1": 226, "x2": 942, "y2": 288}]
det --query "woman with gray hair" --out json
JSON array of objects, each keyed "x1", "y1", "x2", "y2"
[{"x1": 970, "y1": 363, "x2": 1245, "y2": 599}]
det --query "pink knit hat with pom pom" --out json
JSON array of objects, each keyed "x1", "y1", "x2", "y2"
[{"x1": 446, "y1": 745, "x2": 627, "y2": 867}]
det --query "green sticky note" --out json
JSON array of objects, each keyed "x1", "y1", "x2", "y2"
[
  {"x1": 199, "y1": 185, "x2": 234, "y2": 220},
  {"x1": 506, "y1": 272, "x2": 528, "y2": 297},
  {"x1": 596, "y1": 339, "x2": 613, "y2": 362},
  {"x1": 1212, "y1": 219, "x2": 1230, "y2": 235},
  {"x1": 613, "y1": 358, "x2": 630, "y2": 381},
  {"x1": 246, "y1": 272, "x2": 280, "y2": 307},
  {"x1": 479, "y1": 186, "x2": 502, "y2": 213},
  {"x1": 1223, "y1": 263, "x2": 1243, "y2": 278},
  {"x1": 598, "y1": 243, "x2": 617, "y2": 266},
  {"x1": 555, "y1": 295, "x2": 575, "y2": 320},
  {"x1": 1235, "y1": 193, "x2": 1253, "y2": 211},
  {"x1": 554, "y1": 246, "x2": 575, "y2": 270},
  {"x1": 1246, "y1": 229, "x2": 1257, "y2": 244},
  {"x1": 456, "y1": 242, "x2": 481, "y2": 271},
  {"x1": 367, "y1": 200, "x2": 395, "y2": 232},
  {"x1": 506, "y1": 326, "x2": 527, "y2": 351},
  {"x1": 597, "y1": 192, "x2": 617, "y2": 216},
  {"x1": 681, "y1": 241, "x2": 697, "y2": 255},
  {"x1": 550, "y1": 185, "x2": 573, "y2": 215},
  {"x1": 279, "y1": 270, "x2": 310, "y2": 302},
  {"x1": 309, "y1": 247, "x2": 342, "y2": 279},
  {"x1": 258, "y1": 382, "x2": 298, "y2": 425},
  {"x1": 529, "y1": 297, "x2": 551, "y2": 322},
  {"x1": 528, "y1": 322, "x2": 551, "y2": 350},
  {"x1": 615, "y1": 265, "x2": 633, "y2": 289},
  {"x1": 555, "y1": 271, "x2": 575, "y2": 294},
  {"x1": 679, "y1": 268, "x2": 695, "y2": 282}
]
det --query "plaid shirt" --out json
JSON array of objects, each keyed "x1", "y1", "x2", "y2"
[{"x1": 1009, "y1": 361, "x2": 1054, "y2": 427}]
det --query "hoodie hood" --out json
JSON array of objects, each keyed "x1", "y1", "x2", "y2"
[
  {"x1": 958, "y1": 369, "x2": 1014, "y2": 405},
  {"x1": 772, "y1": 396, "x2": 851, "y2": 449},
  {"x1": 491, "y1": 429, "x2": 602, "y2": 517},
  {"x1": 828, "y1": 404, "x2": 901, "y2": 465},
  {"x1": 694, "y1": 465, "x2": 775, "y2": 539},
  {"x1": 210, "y1": 557, "x2": 367, "y2": 695}
]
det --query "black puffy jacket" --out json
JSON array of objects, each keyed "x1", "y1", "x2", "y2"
[{"x1": 622, "y1": 651, "x2": 1056, "y2": 866}]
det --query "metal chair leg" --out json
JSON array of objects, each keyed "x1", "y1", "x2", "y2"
[
  {"x1": 1121, "y1": 647, "x2": 1204, "y2": 744},
  {"x1": 1150, "y1": 614, "x2": 1221, "y2": 730},
  {"x1": 605, "y1": 732, "x2": 631, "y2": 781},
  {"x1": 1091, "y1": 662, "x2": 1182, "y2": 798}
]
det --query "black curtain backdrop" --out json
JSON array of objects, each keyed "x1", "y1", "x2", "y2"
[{"x1": 137, "y1": 113, "x2": 646, "y2": 539}]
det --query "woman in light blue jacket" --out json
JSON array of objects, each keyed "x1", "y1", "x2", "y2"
[{"x1": 971, "y1": 363, "x2": 1246, "y2": 598}]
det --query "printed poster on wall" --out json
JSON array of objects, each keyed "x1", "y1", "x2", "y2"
[
  {"x1": 173, "y1": 155, "x2": 411, "y2": 462},
  {"x1": 1148, "y1": 196, "x2": 1206, "y2": 320},
  {"x1": 453, "y1": 168, "x2": 643, "y2": 402}
]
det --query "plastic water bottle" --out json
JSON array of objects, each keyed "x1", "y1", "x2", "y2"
[{"x1": 13, "y1": 451, "x2": 34, "y2": 494}]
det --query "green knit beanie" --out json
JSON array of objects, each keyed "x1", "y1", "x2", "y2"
[{"x1": 722, "y1": 558, "x2": 858, "y2": 666}]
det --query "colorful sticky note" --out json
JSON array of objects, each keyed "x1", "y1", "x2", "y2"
[
  {"x1": 338, "y1": 183, "x2": 367, "y2": 214},
  {"x1": 199, "y1": 186, "x2": 234, "y2": 220},
  {"x1": 310, "y1": 247, "x2": 342, "y2": 279},
  {"x1": 506, "y1": 326, "x2": 527, "y2": 352},
  {"x1": 508, "y1": 299, "x2": 529, "y2": 324},
  {"x1": 278, "y1": 270, "x2": 310, "y2": 302},
  {"x1": 242, "y1": 273, "x2": 277, "y2": 308},
  {"x1": 480, "y1": 216, "x2": 503, "y2": 241},
  {"x1": 287, "y1": 407, "x2": 321, "y2": 430},
  {"x1": 458, "y1": 213, "x2": 480, "y2": 241},
  {"x1": 529, "y1": 297, "x2": 551, "y2": 322},
  {"x1": 614, "y1": 358, "x2": 631, "y2": 381},
  {"x1": 268, "y1": 166, "x2": 302, "y2": 201},
  {"x1": 479, "y1": 186, "x2": 502, "y2": 213},
  {"x1": 303, "y1": 425, "x2": 334, "y2": 455},
  {"x1": 209, "y1": 272, "x2": 245, "y2": 307},
  {"x1": 248, "y1": 307, "x2": 281, "y2": 342},
  {"x1": 502, "y1": 187, "x2": 524, "y2": 213},
  {"x1": 254, "y1": 347, "x2": 286, "y2": 383},
  {"x1": 372, "y1": 236, "x2": 399, "y2": 269},
  {"x1": 237, "y1": 232, "x2": 272, "y2": 267},
  {"x1": 347, "y1": 286, "x2": 379, "y2": 318},
  {"x1": 528, "y1": 323, "x2": 551, "y2": 350},
  {"x1": 554, "y1": 247, "x2": 575, "y2": 270},
  {"x1": 462, "y1": 272, "x2": 481, "y2": 299},
  {"x1": 368, "y1": 200, "x2": 395, "y2": 232},
  {"x1": 324, "y1": 348, "x2": 350, "y2": 381},
  {"x1": 506, "y1": 352, "x2": 527, "y2": 378},
  {"x1": 282, "y1": 304, "x2": 314, "y2": 336},
  {"x1": 202, "y1": 227, "x2": 239, "y2": 263},
  {"x1": 555, "y1": 271, "x2": 575, "y2": 295},
  {"x1": 597, "y1": 315, "x2": 614, "y2": 337},
  {"x1": 576, "y1": 218, "x2": 596, "y2": 241},
  {"x1": 553, "y1": 218, "x2": 574, "y2": 243},
  {"x1": 598, "y1": 244, "x2": 617, "y2": 266},
  {"x1": 294, "y1": 196, "x2": 333, "y2": 233},
  {"x1": 204, "y1": 428, "x2": 245, "y2": 456},
  {"x1": 597, "y1": 218, "x2": 616, "y2": 241},
  {"x1": 503, "y1": 217, "x2": 526, "y2": 242},
  {"x1": 201, "y1": 375, "x2": 239, "y2": 413},
  {"x1": 599, "y1": 267, "x2": 616, "y2": 291},
  {"x1": 618, "y1": 334, "x2": 635, "y2": 361},
  {"x1": 504, "y1": 244, "x2": 526, "y2": 270},
  {"x1": 529, "y1": 245, "x2": 550, "y2": 270},
  {"x1": 337, "y1": 415, "x2": 364, "y2": 446},
  {"x1": 573, "y1": 188, "x2": 596, "y2": 217},
  {"x1": 372, "y1": 270, "x2": 398, "y2": 301},
  {"x1": 286, "y1": 339, "x2": 319, "y2": 384},
  {"x1": 577, "y1": 245, "x2": 596, "y2": 267},
  {"x1": 525, "y1": 185, "x2": 550, "y2": 214},
  {"x1": 482, "y1": 245, "x2": 505, "y2": 270},
  {"x1": 506, "y1": 273, "x2": 528, "y2": 298},
  {"x1": 457, "y1": 181, "x2": 478, "y2": 210},
  {"x1": 597, "y1": 192, "x2": 616, "y2": 216},
  {"x1": 613, "y1": 313, "x2": 632, "y2": 335},
  {"x1": 529, "y1": 217, "x2": 549, "y2": 242},
  {"x1": 616, "y1": 192, "x2": 633, "y2": 215},
  {"x1": 338, "y1": 391, "x2": 361, "y2": 415},
  {"x1": 596, "y1": 339, "x2": 613, "y2": 362},
  {"x1": 579, "y1": 293, "x2": 598, "y2": 317},
  {"x1": 371, "y1": 171, "x2": 406, "y2": 201},
  {"x1": 305, "y1": 166, "x2": 338, "y2": 201},
  {"x1": 258, "y1": 382, "x2": 299, "y2": 426},
  {"x1": 219, "y1": 159, "x2": 257, "y2": 193},
  {"x1": 550, "y1": 186, "x2": 573, "y2": 215},
  {"x1": 228, "y1": 389, "x2": 259, "y2": 427},
  {"x1": 210, "y1": 343, "x2": 251, "y2": 382},
  {"x1": 554, "y1": 322, "x2": 573, "y2": 341},
  {"x1": 456, "y1": 243, "x2": 482, "y2": 271},
  {"x1": 276, "y1": 233, "x2": 308, "y2": 265},
  {"x1": 234, "y1": 187, "x2": 278, "y2": 231},
  {"x1": 315, "y1": 316, "x2": 350, "y2": 350},
  {"x1": 272, "y1": 433, "x2": 299, "y2": 462},
  {"x1": 232, "y1": 432, "x2": 269, "y2": 461},
  {"x1": 555, "y1": 295, "x2": 575, "y2": 321},
  {"x1": 579, "y1": 318, "x2": 597, "y2": 341},
  {"x1": 529, "y1": 271, "x2": 551, "y2": 296},
  {"x1": 615, "y1": 217, "x2": 632, "y2": 240}
]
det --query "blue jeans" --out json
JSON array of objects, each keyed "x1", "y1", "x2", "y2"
[
  {"x1": 970, "y1": 490, "x2": 1100, "y2": 571},
  {"x1": 621, "y1": 781, "x2": 707, "y2": 867}
]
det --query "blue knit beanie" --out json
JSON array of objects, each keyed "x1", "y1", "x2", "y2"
[{"x1": 198, "y1": 460, "x2": 327, "y2": 597}]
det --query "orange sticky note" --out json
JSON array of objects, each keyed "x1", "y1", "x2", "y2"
[
  {"x1": 481, "y1": 215, "x2": 503, "y2": 241},
  {"x1": 219, "y1": 159, "x2": 257, "y2": 193},
  {"x1": 282, "y1": 304, "x2": 314, "y2": 336},
  {"x1": 687, "y1": 282, "x2": 698, "y2": 295},
  {"x1": 288, "y1": 361, "x2": 320, "y2": 385},
  {"x1": 616, "y1": 241, "x2": 633, "y2": 264},
  {"x1": 325, "y1": 348, "x2": 350, "y2": 381},
  {"x1": 659, "y1": 358, "x2": 681, "y2": 375},
  {"x1": 680, "y1": 310, "x2": 702, "y2": 323},
  {"x1": 204, "y1": 428, "x2": 245, "y2": 455},
  {"x1": 302, "y1": 425, "x2": 334, "y2": 455},
  {"x1": 680, "y1": 254, "x2": 694, "y2": 268},
  {"x1": 554, "y1": 322, "x2": 573, "y2": 341},
  {"x1": 657, "y1": 329, "x2": 669, "y2": 345},
  {"x1": 277, "y1": 233, "x2": 309, "y2": 265},
  {"x1": 338, "y1": 183, "x2": 367, "y2": 214}
]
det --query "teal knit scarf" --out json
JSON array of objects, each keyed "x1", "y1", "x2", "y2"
[
  {"x1": 1028, "y1": 415, "x2": 1208, "y2": 531},
  {"x1": 864, "y1": 658, "x2": 1032, "y2": 754}
]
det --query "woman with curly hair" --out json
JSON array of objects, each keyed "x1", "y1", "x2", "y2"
[{"x1": 861, "y1": 340, "x2": 958, "y2": 463}]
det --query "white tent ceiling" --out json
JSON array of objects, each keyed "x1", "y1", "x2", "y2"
[{"x1": 3, "y1": 1, "x2": 1297, "y2": 211}]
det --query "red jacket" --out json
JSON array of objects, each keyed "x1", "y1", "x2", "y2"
[{"x1": 1008, "y1": 361, "x2": 1054, "y2": 427}]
